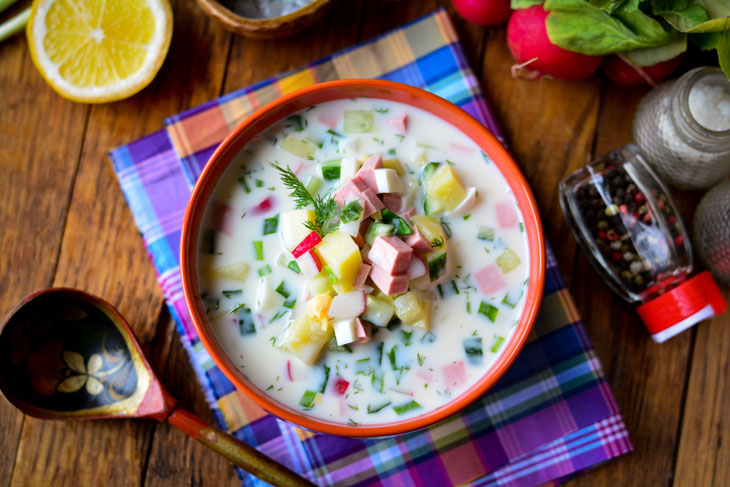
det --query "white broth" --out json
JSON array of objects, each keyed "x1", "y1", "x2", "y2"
[{"x1": 197, "y1": 98, "x2": 529, "y2": 425}]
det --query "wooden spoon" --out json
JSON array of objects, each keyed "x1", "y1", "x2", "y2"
[{"x1": 0, "y1": 288, "x2": 313, "y2": 487}]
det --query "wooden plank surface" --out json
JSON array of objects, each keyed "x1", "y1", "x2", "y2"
[{"x1": 1, "y1": 0, "x2": 729, "y2": 486}]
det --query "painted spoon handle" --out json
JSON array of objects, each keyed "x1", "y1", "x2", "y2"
[{"x1": 167, "y1": 407, "x2": 315, "y2": 487}]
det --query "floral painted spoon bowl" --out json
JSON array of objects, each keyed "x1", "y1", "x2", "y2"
[{"x1": 0, "y1": 288, "x2": 313, "y2": 487}]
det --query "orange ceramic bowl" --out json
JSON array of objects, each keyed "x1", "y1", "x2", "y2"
[{"x1": 180, "y1": 79, "x2": 545, "y2": 437}]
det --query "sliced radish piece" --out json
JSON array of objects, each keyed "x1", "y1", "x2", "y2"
[
  {"x1": 329, "y1": 291, "x2": 367, "y2": 319},
  {"x1": 333, "y1": 377, "x2": 350, "y2": 395},
  {"x1": 355, "y1": 318, "x2": 371, "y2": 343},
  {"x1": 249, "y1": 195, "x2": 277, "y2": 216},
  {"x1": 333, "y1": 319, "x2": 357, "y2": 346},
  {"x1": 353, "y1": 263, "x2": 372, "y2": 289},
  {"x1": 408, "y1": 255, "x2": 427, "y2": 279},
  {"x1": 373, "y1": 168, "x2": 405, "y2": 194},
  {"x1": 449, "y1": 187, "x2": 477, "y2": 217},
  {"x1": 292, "y1": 231, "x2": 322, "y2": 258},
  {"x1": 296, "y1": 250, "x2": 322, "y2": 278}
]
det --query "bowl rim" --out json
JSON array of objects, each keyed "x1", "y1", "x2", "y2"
[
  {"x1": 180, "y1": 79, "x2": 545, "y2": 437},
  {"x1": 196, "y1": 0, "x2": 332, "y2": 27}
]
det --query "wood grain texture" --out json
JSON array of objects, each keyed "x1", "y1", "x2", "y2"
[
  {"x1": 478, "y1": 26, "x2": 601, "y2": 284},
  {"x1": 0, "y1": 22, "x2": 90, "y2": 487},
  {"x1": 673, "y1": 292, "x2": 730, "y2": 487},
  {"x1": 2, "y1": 0, "x2": 730, "y2": 485}
]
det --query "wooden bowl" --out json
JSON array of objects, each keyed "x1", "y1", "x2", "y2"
[{"x1": 196, "y1": 0, "x2": 333, "y2": 39}]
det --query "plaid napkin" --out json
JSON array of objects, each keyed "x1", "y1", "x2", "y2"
[{"x1": 109, "y1": 9, "x2": 632, "y2": 486}]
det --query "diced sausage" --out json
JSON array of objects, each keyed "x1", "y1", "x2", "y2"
[
  {"x1": 406, "y1": 227, "x2": 432, "y2": 255},
  {"x1": 368, "y1": 235, "x2": 413, "y2": 274},
  {"x1": 474, "y1": 263, "x2": 508, "y2": 295},
  {"x1": 381, "y1": 193, "x2": 403, "y2": 213},
  {"x1": 369, "y1": 265, "x2": 410, "y2": 295}
]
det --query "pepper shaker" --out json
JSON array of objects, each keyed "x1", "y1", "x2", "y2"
[
  {"x1": 632, "y1": 67, "x2": 730, "y2": 190},
  {"x1": 694, "y1": 180, "x2": 730, "y2": 286},
  {"x1": 560, "y1": 145, "x2": 726, "y2": 342}
]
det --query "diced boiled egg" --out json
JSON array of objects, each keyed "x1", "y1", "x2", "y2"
[
  {"x1": 340, "y1": 157, "x2": 359, "y2": 182},
  {"x1": 333, "y1": 319, "x2": 357, "y2": 346},
  {"x1": 373, "y1": 168, "x2": 405, "y2": 194}
]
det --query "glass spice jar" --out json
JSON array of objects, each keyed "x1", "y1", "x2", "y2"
[
  {"x1": 694, "y1": 180, "x2": 730, "y2": 287},
  {"x1": 632, "y1": 67, "x2": 730, "y2": 190},
  {"x1": 560, "y1": 145, "x2": 726, "y2": 343}
]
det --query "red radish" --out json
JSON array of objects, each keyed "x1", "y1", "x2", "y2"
[
  {"x1": 295, "y1": 250, "x2": 322, "y2": 278},
  {"x1": 602, "y1": 54, "x2": 683, "y2": 86},
  {"x1": 248, "y1": 195, "x2": 277, "y2": 216},
  {"x1": 507, "y1": 6, "x2": 602, "y2": 81},
  {"x1": 329, "y1": 291, "x2": 367, "y2": 319},
  {"x1": 291, "y1": 231, "x2": 322, "y2": 258},
  {"x1": 333, "y1": 377, "x2": 350, "y2": 395},
  {"x1": 408, "y1": 255, "x2": 427, "y2": 280},
  {"x1": 355, "y1": 319, "x2": 371, "y2": 343},
  {"x1": 286, "y1": 360, "x2": 293, "y2": 381},
  {"x1": 452, "y1": 0, "x2": 511, "y2": 26}
]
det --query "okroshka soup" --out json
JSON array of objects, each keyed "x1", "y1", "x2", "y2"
[{"x1": 183, "y1": 81, "x2": 544, "y2": 435}]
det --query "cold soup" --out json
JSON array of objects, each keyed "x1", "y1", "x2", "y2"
[{"x1": 197, "y1": 98, "x2": 530, "y2": 425}]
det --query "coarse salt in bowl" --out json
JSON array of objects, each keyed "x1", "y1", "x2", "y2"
[{"x1": 180, "y1": 80, "x2": 545, "y2": 437}]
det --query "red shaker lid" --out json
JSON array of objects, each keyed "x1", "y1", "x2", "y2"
[{"x1": 637, "y1": 271, "x2": 726, "y2": 343}]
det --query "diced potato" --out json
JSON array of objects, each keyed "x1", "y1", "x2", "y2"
[
  {"x1": 280, "y1": 135, "x2": 318, "y2": 158},
  {"x1": 383, "y1": 158, "x2": 405, "y2": 176},
  {"x1": 280, "y1": 209, "x2": 316, "y2": 252},
  {"x1": 496, "y1": 248, "x2": 522, "y2": 274},
  {"x1": 362, "y1": 295, "x2": 395, "y2": 327},
  {"x1": 425, "y1": 165, "x2": 467, "y2": 215},
  {"x1": 394, "y1": 292, "x2": 430, "y2": 330},
  {"x1": 306, "y1": 293, "x2": 333, "y2": 321},
  {"x1": 203, "y1": 262, "x2": 248, "y2": 281},
  {"x1": 284, "y1": 316, "x2": 333, "y2": 365},
  {"x1": 315, "y1": 231, "x2": 362, "y2": 293},
  {"x1": 410, "y1": 215, "x2": 446, "y2": 246},
  {"x1": 308, "y1": 272, "x2": 334, "y2": 296}
]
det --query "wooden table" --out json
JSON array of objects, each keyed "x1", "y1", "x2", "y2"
[{"x1": 1, "y1": 1, "x2": 728, "y2": 485}]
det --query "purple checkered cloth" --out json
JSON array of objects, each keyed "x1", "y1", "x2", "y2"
[{"x1": 109, "y1": 9, "x2": 632, "y2": 486}]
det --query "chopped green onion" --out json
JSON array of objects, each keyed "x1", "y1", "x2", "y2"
[
  {"x1": 323, "y1": 265, "x2": 338, "y2": 284},
  {"x1": 381, "y1": 209, "x2": 412, "y2": 236},
  {"x1": 275, "y1": 281, "x2": 290, "y2": 298},
  {"x1": 238, "y1": 175, "x2": 251, "y2": 193},
  {"x1": 263, "y1": 215, "x2": 279, "y2": 235},
  {"x1": 393, "y1": 400, "x2": 421, "y2": 415},
  {"x1": 283, "y1": 299, "x2": 296, "y2": 309},
  {"x1": 286, "y1": 114, "x2": 305, "y2": 131},
  {"x1": 371, "y1": 369, "x2": 384, "y2": 393},
  {"x1": 388, "y1": 345, "x2": 398, "y2": 370},
  {"x1": 287, "y1": 260, "x2": 301, "y2": 274},
  {"x1": 299, "y1": 390, "x2": 317, "y2": 408},
  {"x1": 222, "y1": 289, "x2": 242, "y2": 299},
  {"x1": 258, "y1": 265, "x2": 272, "y2": 276},
  {"x1": 502, "y1": 289, "x2": 523, "y2": 308},
  {"x1": 377, "y1": 342, "x2": 384, "y2": 365},
  {"x1": 478, "y1": 301, "x2": 499, "y2": 323},
  {"x1": 491, "y1": 336, "x2": 505, "y2": 353},
  {"x1": 451, "y1": 280, "x2": 460, "y2": 294},
  {"x1": 463, "y1": 337, "x2": 483, "y2": 363},
  {"x1": 400, "y1": 330, "x2": 413, "y2": 345},
  {"x1": 421, "y1": 332, "x2": 436, "y2": 343},
  {"x1": 255, "y1": 179, "x2": 264, "y2": 187},
  {"x1": 477, "y1": 225, "x2": 495, "y2": 241},
  {"x1": 355, "y1": 358, "x2": 372, "y2": 375},
  {"x1": 417, "y1": 353, "x2": 425, "y2": 366},
  {"x1": 319, "y1": 365, "x2": 330, "y2": 394},
  {"x1": 236, "y1": 306, "x2": 256, "y2": 335},
  {"x1": 253, "y1": 241, "x2": 264, "y2": 260},
  {"x1": 202, "y1": 230, "x2": 216, "y2": 254},
  {"x1": 440, "y1": 219, "x2": 452, "y2": 238}
]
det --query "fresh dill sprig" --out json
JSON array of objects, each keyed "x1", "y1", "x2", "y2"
[
  {"x1": 271, "y1": 162, "x2": 342, "y2": 238},
  {"x1": 431, "y1": 236, "x2": 445, "y2": 248}
]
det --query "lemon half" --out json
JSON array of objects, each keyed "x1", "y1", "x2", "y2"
[{"x1": 27, "y1": 0, "x2": 173, "y2": 103}]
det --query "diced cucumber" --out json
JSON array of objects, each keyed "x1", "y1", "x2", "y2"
[
  {"x1": 343, "y1": 110, "x2": 375, "y2": 133},
  {"x1": 263, "y1": 214, "x2": 279, "y2": 235},
  {"x1": 426, "y1": 250, "x2": 448, "y2": 281},
  {"x1": 308, "y1": 272, "x2": 334, "y2": 296},
  {"x1": 365, "y1": 222, "x2": 395, "y2": 245},
  {"x1": 478, "y1": 301, "x2": 499, "y2": 322},
  {"x1": 422, "y1": 162, "x2": 440, "y2": 180},
  {"x1": 362, "y1": 295, "x2": 395, "y2": 327},
  {"x1": 281, "y1": 135, "x2": 317, "y2": 158},
  {"x1": 381, "y1": 209, "x2": 412, "y2": 236},
  {"x1": 463, "y1": 337, "x2": 483, "y2": 364},
  {"x1": 257, "y1": 265, "x2": 272, "y2": 277},
  {"x1": 341, "y1": 201, "x2": 363, "y2": 224},
  {"x1": 253, "y1": 240, "x2": 264, "y2": 260},
  {"x1": 477, "y1": 225, "x2": 495, "y2": 241},
  {"x1": 236, "y1": 306, "x2": 256, "y2": 335},
  {"x1": 321, "y1": 160, "x2": 341, "y2": 180},
  {"x1": 305, "y1": 176, "x2": 322, "y2": 195},
  {"x1": 496, "y1": 248, "x2": 522, "y2": 274},
  {"x1": 393, "y1": 400, "x2": 421, "y2": 415},
  {"x1": 299, "y1": 390, "x2": 317, "y2": 408}
]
